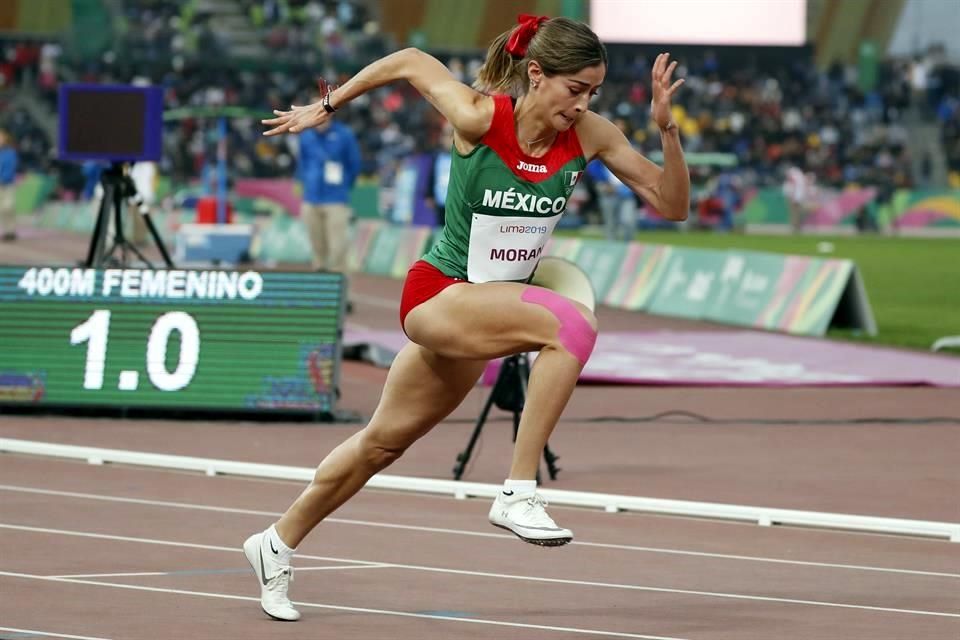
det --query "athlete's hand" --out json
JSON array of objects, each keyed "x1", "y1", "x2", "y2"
[
  {"x1": 261, "y1": 100, "x2": 329, "y2": 136},
  {"x1": 650, "y1": 53, "x2": 684, "y2": 132}
]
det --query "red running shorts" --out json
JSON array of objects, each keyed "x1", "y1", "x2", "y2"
[{"x1": 399, "y1": 260, "x2": 464, "y2": 330}]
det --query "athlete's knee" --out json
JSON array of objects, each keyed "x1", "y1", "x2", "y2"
[
  {"x1": 521, "y1": 287, "x2": 598, "y2": 364},
  {"x1": 356, "y1": 429, "x2": 408, "y2": 470}
]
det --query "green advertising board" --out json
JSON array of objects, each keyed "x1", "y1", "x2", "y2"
[
  {"x1": 360, "y1": 224, "x2": 434, "y2": 277},
  {"x1": 646, "y1": 248, "x2": 729, "y2": 318},
  {"x1": 752, "y1": 257, "x2": 862, "y2": 336},
  {"x1": 349, "y1": 220, "x2": 384, "y2": 271},
  {"x1": 390, "y1": 226, "x2": 434, "y2": 278},
  {"x1": 568, "y1": 239, "x2": 629, "y2": 301},
  {"x1": 690, "y1": 251, "x2": 876, "y2": 337},
  {"x1": 363, "y1": 225, "x2": 404, "y2": 275},
  {"x1": 0, "y1": 266, "x2": 345, "y2": 415},
  {"x1": 704, "y1": 251, "x2": 788, "y2": 327}
]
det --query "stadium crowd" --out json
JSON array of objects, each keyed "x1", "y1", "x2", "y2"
[{"x1": 1, "y1": 0, "x2": 958, "y2": 203}]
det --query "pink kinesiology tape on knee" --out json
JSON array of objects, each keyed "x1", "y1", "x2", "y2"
[{"x1": 521, "y1": 288, "x2": 598, "y2": 365}]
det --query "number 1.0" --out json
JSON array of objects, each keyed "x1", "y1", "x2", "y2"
[{"x1": 70, "y1": 310, "x2": 201, "y2": 391}]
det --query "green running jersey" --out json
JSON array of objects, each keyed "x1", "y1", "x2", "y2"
[{"x1": 422, "y1": 94, "x2": 586, "y2": 282}]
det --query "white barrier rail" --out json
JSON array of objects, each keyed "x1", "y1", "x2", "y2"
[{"x1": 2, "y1": 437, "x2": 957, "y2": 542}]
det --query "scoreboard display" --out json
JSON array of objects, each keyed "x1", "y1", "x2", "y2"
[{"x1": 0, "y1": 266, "x2": 345, "y2": 416}]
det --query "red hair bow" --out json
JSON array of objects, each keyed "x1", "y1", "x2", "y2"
[{"x1": 505, "y1": 14, "x2": 549, "y2": 58}]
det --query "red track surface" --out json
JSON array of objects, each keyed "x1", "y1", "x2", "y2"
[{"x1": 1, "y1": 227, "x2": 958, "y2": 639}]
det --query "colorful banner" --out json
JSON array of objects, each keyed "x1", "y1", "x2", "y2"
[
  {"x1": 363, "y1": 225, "x2": 403, "y2": 275},
  {"x1": 391, "y1": 226, "x2": 434, "y2": 278},
  {"x1": 545, "y1": 236, "x2": 582, "y2": 261},
  {"x1": 14, "y1": 174, "x2": 57, "y2": 215},
  {"x1": 567, "y1": 239, "x2": 630, "y2": 301},
  {"x1": 27, "y1": 194, "x2": 881, "y2": 337},
  {"x1": 349, "y1": 220, "x2": 384, "y2": 271},
  {"x1": 252, "y1": 215, "x2": 311, "y2": 263},
  {"x1": 806, "y1": 187, "x2": 877, "y2": 227},
  {"x1": 743, "y1": 186, "x2": 881, "y2": 227},
  {"x1": 887, "y1": 189, "x2": 960, "y2": 229},
  {"x1": 232, "y1": 179, "x2": 381, "y2": 219},
  {"x1": 602, "y1": 243, "x2": 675, "y2": 311},
  {"x1": 361, "y1": 224, "x2": 433, "y2": 276},
  {"x1": 742, "y1": 188, "x2": 790, "y2": 225},
  {"x1": 755, "y1": 257, "x2": 854, "y2": 335}
]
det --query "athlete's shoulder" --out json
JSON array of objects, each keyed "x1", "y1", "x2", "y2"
[
  {"x1": 574, "y1": 111, "x2": 620, "y2": 161},
  {"x1": 479, "y1": 94, "x2": 513, "y2": 140}
]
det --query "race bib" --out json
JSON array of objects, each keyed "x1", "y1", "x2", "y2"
[
  {"x1": 324, "y1": 161, "x2": 343, "y2": 185},
  {"x1": 467, "y1": 213, "x2": 561, "y2": 283}
]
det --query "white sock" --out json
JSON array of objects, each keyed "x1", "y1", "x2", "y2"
[
  {"x1": 503, "y1": 479, "x2": 537, "y2": 497},
  {"x1": 263, "y1": 524, "x2": 296, "y2": 565}
]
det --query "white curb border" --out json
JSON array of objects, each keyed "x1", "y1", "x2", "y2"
[{"x1": 2, "y1": 438, "x2": 957, "y2": 542}]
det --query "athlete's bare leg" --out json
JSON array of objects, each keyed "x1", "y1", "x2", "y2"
[
  {"x1": 404, "y1": 281, "x2": 596, "y2": 481},
  {"x1": 276, "y1": 342, "x2": 487, "y2": 547}
]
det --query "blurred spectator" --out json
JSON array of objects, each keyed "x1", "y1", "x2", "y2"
[
  {"x1": 696, "y1": 173, "x2": 741, "y2": 231},
  {"x1": 587, "y1": 159, "x2": 637, "y2": 242},
  {"x1": 296, "y1": 111, "x2": 360, "y2": 277},
  {"x1": 424, "y1": 122, "x2": 453, "y2": 227},
  {"x1": 81, "y1": 161, "x2": 106, "y2": 201},
  {"x1": 3, "y1": 2, "x2": 957, "y2": 224},
  {"x1": 0, "y1": 128, "x2": 18, "y2": 241},
  {"x1": 586, "y1": 117, "x2": 639, "y2": 241},
  {"x1": 783, "y1": 165, "x2": 817, "y2": 233},
  {"x1": 129, "y1": 160, "x2": 158, "y2": 244}
]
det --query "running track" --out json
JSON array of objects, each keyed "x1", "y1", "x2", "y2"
[{"x1": 1, "y1": 227, "x2": 958, "y2": 639}]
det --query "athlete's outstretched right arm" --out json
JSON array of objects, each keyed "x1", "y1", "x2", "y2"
[{"x1": 262, "y1": 48, "x2": 494, "y2": 143}]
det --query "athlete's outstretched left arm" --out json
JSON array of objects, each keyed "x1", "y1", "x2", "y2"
[
  {"x1": 262, "y1": 48, "x2": 492, "y2": 144},
  {"x1": 580, "y1": 53, "x2": 689, "y2": 220}
]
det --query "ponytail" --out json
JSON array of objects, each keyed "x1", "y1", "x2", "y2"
[
  {"x1": 473, "y1": 29, "x2": 523, "y2": 95},
  {"x1": 474, "y1": 17, "x2": 606, "y2": 97}
]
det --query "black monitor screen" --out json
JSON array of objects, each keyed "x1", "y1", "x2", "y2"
[{"x1": 65, "y1": 91, "x2": 146, "y2": 156}]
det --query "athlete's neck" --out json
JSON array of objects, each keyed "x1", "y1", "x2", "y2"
[{"x1": 514, "y1": 94, "x2": 556, "y2": 156}]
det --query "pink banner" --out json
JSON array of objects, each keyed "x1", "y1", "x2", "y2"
[
  {"x1": 807, "y1": 188, "x2": 877, "y2": 226},
  {"x1": 234, "y1": 179, "x2": 301, "y2": 215}
]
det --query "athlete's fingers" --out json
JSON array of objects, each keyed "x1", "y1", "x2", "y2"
[
  {"x1": 664, "y1": 61, "x2": 678, "y2": 84},
  {"x1": 667, "y1": 78, "x2": 685, "y2": 96},
  {"x1": 263, "y1": 121, "x2": 294, "y2": 136}
]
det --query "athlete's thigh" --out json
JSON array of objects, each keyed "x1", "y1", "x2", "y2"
[
  {"x1": 364, "y1": 341, "x2": 487, "y2": 448},
  {"x1": 404, "y1": 280, "x2": 595, "y2": 360}
]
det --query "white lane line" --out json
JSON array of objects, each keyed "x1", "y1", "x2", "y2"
[
  {"x1": 52, "y1": 563, "x2": 394, "y2": 579},
  {"x1": 49, "y1": 571, "x2": 169, "y2": 579},
  {"x1": 0, "y1": 571, "x2": 685, "y2": 640},
  {"x1": 1, "y1": 523, "x2": 957, "y2": 618},
  {"x1": 0, "y1": 627, "x2": 113, "y2": 640},
  {"x1": 297, "y1": 563, "x2": 394, "y2": 572},
  {"x1": 0, "y1": 484, "x2": 956, "y2": 579}
]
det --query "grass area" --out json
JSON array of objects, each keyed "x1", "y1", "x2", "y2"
[{"x1": 566, "y1": 229, "x2": 960, "y2": 352}]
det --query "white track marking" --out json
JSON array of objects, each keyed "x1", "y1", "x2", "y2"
[
  {"x1": 0, "y1": 484, "x2": 956, "y2": 579},
  {"x1": 0, "y1": 627, "x2": 113, "y2": 640},
  {"x1": 0, "y1": 571, "x2": 686, "y2": 640},
  {"x1": 0, "y1": 524, "x2": 957, "y2": 618},
  {"x1": 52, "y1": 563, "x2": 393, "y2": 579}
]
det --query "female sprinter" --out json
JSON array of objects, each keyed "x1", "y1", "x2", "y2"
[{"x1": 246, "y1": 15, "x2": 689, "y2": 621}]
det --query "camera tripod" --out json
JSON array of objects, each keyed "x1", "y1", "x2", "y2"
[
  {"x1": 85, "y1": 162, "x2": 174, "y2": 269},
  {"x1": 452, "y1": 353, "x2": 561, "y2": 483}
]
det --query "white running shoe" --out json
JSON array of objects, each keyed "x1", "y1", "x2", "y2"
[
  {"x1": 243, "y1": 532, "x2": 301, "y2": 621},
  {"x1": 488, "y1": 492, "x2": 573, "y2": 546}
]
